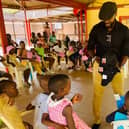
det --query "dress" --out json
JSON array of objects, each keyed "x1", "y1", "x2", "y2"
[{"x1": 48, "y1": 93, "x2": 91, "y2": 129}]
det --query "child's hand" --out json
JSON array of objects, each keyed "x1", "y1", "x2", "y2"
[
  {"x1": 71, "y1": 93, "x2": 83, "y2": 104},
  {"x1": 26, "y1": 104, "x2": 35, "y2": 110},
  {"x1": 8, "y1": 97, "x2": 15, "y2": 106}
]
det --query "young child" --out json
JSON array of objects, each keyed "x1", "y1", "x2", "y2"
[
  {"x1": 53, "y1": 40, "x2": 68, "y2": 66},
  {"x1": 26, "y1": 74, "x2": 82, "y2": 129},
  {"x1": 0, "y1": 80, "x2": 32, "y2": 129},
  {"x1": 46, "y1": 74, "x2": 91, "y2": 129},
  {"x1": 7, "y1": 45, "x2": 30, "y2": 86},
  {"x1": 106, "y1": 91, "x2": 129, "y2": 123},
  {"x1": 28, "y1": 48, "x2": 44, "y2": 75},
  {"x1": 17, "y1": 41, "x2": 31, "y2": 86},
  {"x1": 26, "y1": 75, "x2": 53, "y2": 129}
]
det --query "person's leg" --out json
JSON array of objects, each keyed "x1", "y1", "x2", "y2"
[
  {"x1": 65, "y1": 55, "x2": 68, "y2": 64},
  {"x1": 24, "y1": 68, "x2": 31, "y2": 85},
  {"x1": 69, "y1": 54, "x2": 74, "y2": 64},
  {"x1": 69, "y1": 54, "x2": 76, "y2": 68},
  {"x1": 45, "y1": 57, "x2": 55, "y2": 70},
  {"x1": 57, "y1": 56, "x2": 60, "y2": 65},
  {"x1": 79, "y1": 55, "x2": 82, "y2": 66},
  {"x1": 74, "y1": 52, "x2": 79, "y2": 67},
  {"x1": 111, "y1": 68, "x2": 124, "y2": 108},
  {"x1": 84, "y1": 61, "x2": 89, "y2": 70},
  {"x1": 92, "y1": 62, "x2": 105, "y2": 129}
]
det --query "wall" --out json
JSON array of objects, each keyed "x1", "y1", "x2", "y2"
[
  {"x1": 5, "y1": 21, "x2": 26, "y2": 44},
  {"x1": 30, "y1": 22, "x2": 44, "y2": 34},
  {"x1": 86, "y1": 7, "x2": 129, "y2": 35},
  {"x1": 56, "y1": 23, "x2": 79, "y2": 41}
]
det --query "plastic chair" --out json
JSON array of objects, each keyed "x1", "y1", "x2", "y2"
[{"x1": 14, "y1": 67, "x2": 24, "y2": 89}]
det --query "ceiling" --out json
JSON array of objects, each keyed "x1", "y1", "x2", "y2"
[
  {"x1": 2, "y1": 0, "x2": 60, "y2": 10},
  {"x1": 2, "y1": 0, "x2": 93, "y2": 10},
  {"x1": 29, "y1": 13, "x2": 77, "y2": 22},
  {"x1": 2, "y1": 0, "x2": 129, "y2": 10},
  {"x1": 2, "y1": 0, "x2": 129, "y2": 22},
  {"x1": 3, "y1": 7, "x2": 74, "y2": 21}
]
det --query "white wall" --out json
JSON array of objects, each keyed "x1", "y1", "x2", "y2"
[
  {"x1": 5, "y1": 21, "x2": 26, "y2": 44},
  {"x1": 30, "y1": 22, "x2": 44, "y2": 34}
]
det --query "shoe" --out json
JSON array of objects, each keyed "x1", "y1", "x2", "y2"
[{"x1": 92, "y1": 124, "x2": 101, "y2": 129}]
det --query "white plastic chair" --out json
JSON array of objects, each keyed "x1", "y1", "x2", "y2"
[{"x1": 14, "y1": 67, "x2": 24, "y2": 89}]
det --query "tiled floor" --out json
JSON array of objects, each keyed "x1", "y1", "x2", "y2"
[{"x1": 15, "y1": 69, "x2": 129, "y2": 129}]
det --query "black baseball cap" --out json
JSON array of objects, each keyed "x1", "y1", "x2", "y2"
[{"x1": 99, "y1": 2, "x2": 117, "y2": 20}]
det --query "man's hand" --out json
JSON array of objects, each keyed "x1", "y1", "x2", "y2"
[
  {"x1": 88, "y1": 50, "x2": 95, "y2": 57},
  {"x1": 95, "y1": 56, "x2": 100, "y2": 64}
]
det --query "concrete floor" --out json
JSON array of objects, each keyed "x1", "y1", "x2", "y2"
[{"x1": 15, "y1": 69, "x2": 129, "y2": 129}]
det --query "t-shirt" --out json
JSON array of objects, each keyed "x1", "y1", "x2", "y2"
[
  {"x1": 87, "y1": 20, "x2": 129, "y2": 62},
  {"x1": 35, "y1": 47, "x2": 44, "y2": 57},
  {"x1": 49, "y1": 35, "x2": 56, "y2": 43},
  {"x1": 53, "y1": 45, "x2": 65, "y2": 53},
  {"x1": 106, "y1": 106, "x2": 128, "y2": 123},
  {"x1": 32, "y1": 93, "x2": 48, "y2": 129}
]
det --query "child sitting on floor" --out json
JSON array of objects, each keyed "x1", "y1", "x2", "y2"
[
  {"x1": 45, "y1": 74, "x2": 91, "y2": 129},
  {"x1": 26, "y1": 74, "x2": 82, "y2": 129},
  {"x1": 0, "y1": 80, "x2": 32, "y2": 129},
  {"x1": 106, "y1": 91, "x2": 129, "y2": 123}
]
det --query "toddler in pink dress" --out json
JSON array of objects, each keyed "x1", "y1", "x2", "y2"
[{"x1": 47, "y1": 74, "x2": 91, "y2": 129}]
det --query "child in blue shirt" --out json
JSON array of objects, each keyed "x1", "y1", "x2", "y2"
[{"x1": 106, "y1": 91, "x2": 129, "y2": 123}]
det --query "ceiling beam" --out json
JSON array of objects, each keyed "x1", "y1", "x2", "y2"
[
  {"x1": 2, "y1": 4, "x2": 21, "y2": 9},
  {"x1": 21, "y1": 0, "x2": 87, "y2": 9},
  {"x1": 26, "y1": 5, "x2": 61, "y2": 10}
]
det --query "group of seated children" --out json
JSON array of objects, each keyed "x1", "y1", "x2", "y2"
[
  {"x1": 0, "y1": 70, "x2": 129, "y2": 129},
  {"x1": 31, "y1": 32, "x2": 93, "y2": 72},
  {"x1": 27, "y1": 73, "x2": 129, "y2": 129},
  {"x1": 26, "y1": 74, "x2": 91, "y2": 129}
]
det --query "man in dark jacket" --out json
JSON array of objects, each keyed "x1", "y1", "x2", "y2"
[{"x1": 87, "y1": 2, "x2": 129, "y2": 129}]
